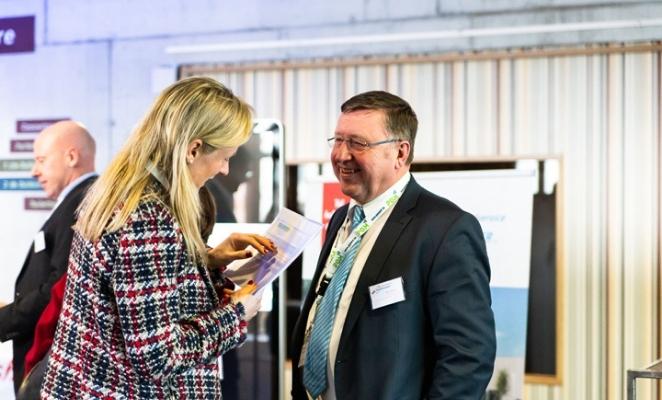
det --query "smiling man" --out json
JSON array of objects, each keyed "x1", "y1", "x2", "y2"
[
  {"x1": 0, "y1": 120, "x2": 96, "y2": 393},
  {"x1": 292, "y1": 91, "x2": 496, "y2": 399}
]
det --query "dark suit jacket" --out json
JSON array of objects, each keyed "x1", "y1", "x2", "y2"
[
  {"x1": 0, "y1": 175, "x2": 95, "y2": 392},
  {"x1": 292, "y1": 178, "x2": 496, "y2": 400}
]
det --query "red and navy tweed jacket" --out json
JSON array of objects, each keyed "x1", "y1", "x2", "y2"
[{"x1": 41, "y1": 196, "x2": 247, "y2": 399}]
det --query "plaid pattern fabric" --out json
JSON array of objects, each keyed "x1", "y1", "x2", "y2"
[{"x1": 41, "y1": 197, "x2": 247, "y2": 399}]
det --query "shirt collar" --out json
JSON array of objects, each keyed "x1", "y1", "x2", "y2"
[
  {"x1": 54, "y1": 172, "x2": 97, "y2": 208},
  {"x1": 348, "y1": 172, "x2": 411, "y2": 222}
]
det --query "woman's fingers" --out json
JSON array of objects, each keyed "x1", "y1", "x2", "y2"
[
  {"x1": 207, "y1": 233, "x2": 277, "y2": 268},
  {"x1": 229, "y1": 233, "x2": 276, "y2": 254},
  {"x1": 231, "y1": 282, "x2": 257, "y2": 300}
]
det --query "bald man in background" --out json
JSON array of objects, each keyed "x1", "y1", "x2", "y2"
[{"x1": 0, "y1": 120, "x2": 97, "y2": 392}]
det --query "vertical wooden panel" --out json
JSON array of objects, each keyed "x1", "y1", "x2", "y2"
[
  {"x1": 498, "y1": 59, "x2": 514, "y2": 156},
  {"x1": 385, "y1": 64, "x2": 399, "y2": 94},
  {"x1": 465, "y1": 61, "x2": 497, "y2": 156},
  {"x1": 586, "y1": 53, "x2": 608, "y2": 400},
  {"x1": 512, "y1": 58, "x2": 532, "y2": 154},
  {"x1": 622, "y1": 52, "x2": 657, "y2": 400},
  {"x1": 282, "y1": 69, "x2": 296, "y2": 163},
  {"x1": 606, "y1": 51, "x2": 625, "y2": 400},
  {"x1": 253, "y1": 70, "x2": 283, "y2": 120},
  {"x1": 342, "y1": 65, "x2": 357, "y2": 101},
  {"x1": 326, "y1": 66, "x2": 342, "y2": 139},
  {"x1": 354, "y1": 64, "x2": 385, "y2": 93},
  {"x1": 433, "y1": 63, "x2": 450, "y2": 156},
  {"x1": 557, "y1": 55, "x2": 591, "y2": 400},
  {"x1": 451, "y1": 61, "x2": 466, "y2": 156},
  {"x1": 400, "y1": 63, "x2": 436, "y2": 160}
]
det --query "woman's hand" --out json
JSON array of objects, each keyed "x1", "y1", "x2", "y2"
[
  {"x1": 207, "y1": 233, "x2": 276, "y2": 269},
  {"x1": 231, "y1": 283, "x2": 262, "y2": 322}
]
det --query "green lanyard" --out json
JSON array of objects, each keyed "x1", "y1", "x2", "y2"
[{"x1": 318, "y1": 186, "x2": 405, "y2": 295}]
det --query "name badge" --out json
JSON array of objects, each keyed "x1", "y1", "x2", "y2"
[
  {"x1": 369, "y1": 277, "x2": 405, "y2": 310},
  {"x1": 34, "y1": 231, "x2": 46, "y2": 253}
]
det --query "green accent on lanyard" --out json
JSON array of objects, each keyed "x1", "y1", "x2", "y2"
[{"x1": 325, "y1": 188, "x2": 403, "y2": 275}]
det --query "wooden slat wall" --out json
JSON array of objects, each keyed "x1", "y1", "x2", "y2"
[{"x1": 182, "y1": 43, "x2": 661, "y2": 400}]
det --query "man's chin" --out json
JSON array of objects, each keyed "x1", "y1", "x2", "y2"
[
  {"x1": 339, "y1": 184, "x2": 362, "y2": 202},
  {"x1": 43, "y1": 189, "x2": 57, "y2": 200}
]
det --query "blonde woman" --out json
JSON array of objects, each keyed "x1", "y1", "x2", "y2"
[{"x1": 41, "y1": 77, "x2": 275, "y2": 399}]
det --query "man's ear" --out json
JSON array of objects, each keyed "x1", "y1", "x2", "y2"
[
  {"x1": 395, "y1": 141, "x2": 410, "y2": 168},
  {"x1": 65, "y1": 148, "x2": 79, "y2": 168}
]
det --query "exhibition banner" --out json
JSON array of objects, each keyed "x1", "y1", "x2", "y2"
[
  {"x1": 414, "y1": 170, "x2": 535, "y2": 400},
  {"x1": 9, "y1": 139, "x2": 33, "y2": 153},
  {"x1": 0, "y1": 16, "x2": 34, "y2": 54},
  {"x1": 16, "y1": 119, "x2": 68, "y2": 133}
]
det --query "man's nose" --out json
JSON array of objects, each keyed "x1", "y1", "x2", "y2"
[{"x1": 332, "y1": 141, "x2": 352, "y2": 160}]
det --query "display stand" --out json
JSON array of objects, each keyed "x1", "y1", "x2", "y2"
[{"x1": 627, "y1": 359, "x2": 662, "y2": 400}]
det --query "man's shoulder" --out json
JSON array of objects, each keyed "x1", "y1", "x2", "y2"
[
  {"x1": 404, "y1": 183, "x2": 482, "y2": 232},
  {"x1": 45, "y1": 176, "x2": 96, "y2": 227},
  {"x1": 418, "y1": 187, "x2": 463, "y2": 211},
  {"x1": 55, "y1": 175, "x2": 96, "y2": 211},
  {"x1": 407, "y1": 181, "x2": 465, "y2": 214},
  {"x1": 66, "y1": 175, "x2": 97, "y2": 200}
]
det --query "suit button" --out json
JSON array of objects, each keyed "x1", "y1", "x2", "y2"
[{"x1": 15, "y1": 292, "x2": 20, "y2": 298}]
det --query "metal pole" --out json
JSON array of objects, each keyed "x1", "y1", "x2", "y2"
[
  {"x1": 275, "y1": 120, "x2": 286, "y2": 400},
  {"x1": 626, "y1": 370, "x2": 636, "y2": 400}
]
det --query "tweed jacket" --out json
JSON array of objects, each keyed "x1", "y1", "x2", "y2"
[{"x1": 41, "y1": 195, "x2": 247, "y2": 399}]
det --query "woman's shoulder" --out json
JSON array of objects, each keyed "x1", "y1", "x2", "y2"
[{"x1": 124, "y1": 193, "x2": 178, "y2": 231}]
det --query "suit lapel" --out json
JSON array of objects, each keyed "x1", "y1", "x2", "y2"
[
  {"x1": 40, "y1": 175, "x2": 96, "y2": 227},
  {"x1": 300, "y1": 205, "x2": 349, "y2": 318},
  {"x1": 338, "y1": 179, "x2": 422, "y2": 351},
  {"x1": 15, "y1": 176, "x2": 96, "y2": 285}
]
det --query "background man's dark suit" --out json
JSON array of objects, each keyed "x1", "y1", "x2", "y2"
[
  {"x1": 0, "y1": 176, "x2": 95, "y2": 391},
  {"x1": 292, "y1": 178, "x2": 496, "y2": 399}
]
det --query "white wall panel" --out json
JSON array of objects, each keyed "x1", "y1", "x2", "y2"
[
  {"x1": 253, "y1": 70, "x2": 284, "y2": 119},
  {"x1": 354, "y1": 64, "x2": 385, "y2": 93},
  {"x1": 400, "y1": 63, "x2": 437, "y2": 159},
  {"x1": 498, "y1": 60, "x2": 514, "y2": 156},
  {"x1": 621, "y1": 52, "x2": 657, "y2": 400},
  {"x1": 450, "y1": 61, "x2": 466, "y2": 156},
  {"x1": 433, "y1": 63, "x2": 451, "y2": 156},
  {"x1": 586, "y1": 53, "x2": 608, "y2": 400},
  {"x1": 465, "y1": 61, "x2": 497, "y2": 156}
]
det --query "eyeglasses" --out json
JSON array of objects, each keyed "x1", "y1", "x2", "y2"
[{"x1": 326, "y1": 136, "x2": 399, "y2": 152}]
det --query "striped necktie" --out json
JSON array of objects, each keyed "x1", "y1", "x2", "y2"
[{"x1": 304, "y1": 205, "x2": 365, "y2": 398}]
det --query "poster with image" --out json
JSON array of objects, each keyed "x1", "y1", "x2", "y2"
[{"x1": 414, "y1": 169, "x2": 535, "y2": 400}]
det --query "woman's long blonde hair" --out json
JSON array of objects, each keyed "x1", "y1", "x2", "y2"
[{"x1": 77, "y1": 76, "x2": 252, "y2": 261}]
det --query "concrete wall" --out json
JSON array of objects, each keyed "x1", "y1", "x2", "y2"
[{"x1": 1, "y1": 1, "x2": 661, "y2": 167}]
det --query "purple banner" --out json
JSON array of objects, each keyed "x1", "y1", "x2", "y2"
[
  {"x1": 0, "y1": 16, "x2": 34, "y2": 54},
  {"x1": 24, "y1": 197, "x2": 54, "y2": 211},
  {"x1": 10, "y1": 139, "x2": 34, "y2": 153},
  {"x1": 16, "y1": 118, "x2": 68, "y2": 133}
]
